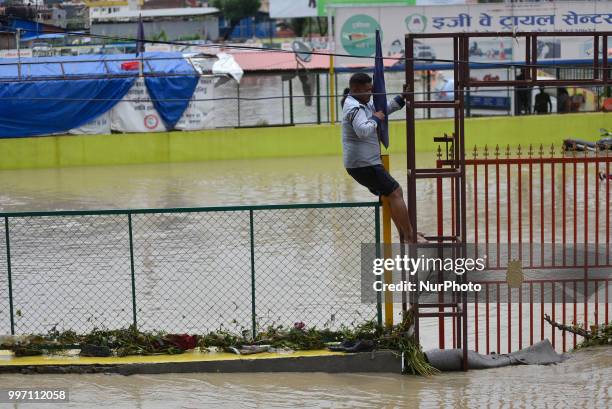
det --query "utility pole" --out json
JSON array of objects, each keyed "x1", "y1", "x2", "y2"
[{"x1": 16, "y1": 29, "x2": 22, "y2": 80}]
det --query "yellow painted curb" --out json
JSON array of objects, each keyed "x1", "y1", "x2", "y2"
[{"x1": 0, "y1": 349, "x2": 345, "y2": 366}]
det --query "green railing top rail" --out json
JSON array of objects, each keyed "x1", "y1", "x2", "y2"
[{"x1": 0, "y1": 201, "x2": 380, "y2": 218}]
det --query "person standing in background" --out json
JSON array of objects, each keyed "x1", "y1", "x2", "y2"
[
  {"x1": 534, "y1": 86, "x2": 552, "y2": 114},
  {"x1": 515, "y1": 68, "x2": 531, "y2": 115},
  {"x1": 557, "y1": 88, "x2": 571, "y2": 114}
]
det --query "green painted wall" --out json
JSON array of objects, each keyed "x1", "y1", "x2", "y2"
[{"x1": 0, "y1": 113, "x2": 609, "y2": 170}]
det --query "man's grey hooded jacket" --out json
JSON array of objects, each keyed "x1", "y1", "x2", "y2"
[{"x1": 341, "y1": 94, "x2": 405, "y2": 169}]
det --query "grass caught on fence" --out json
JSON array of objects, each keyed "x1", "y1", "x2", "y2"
[{"x1": 0, "y1": 313, "x2": 438, "y2": 376}]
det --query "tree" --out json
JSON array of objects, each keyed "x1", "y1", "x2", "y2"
[
  {"x1": 289, "y1": 17, "x2": 328, "y2": 38},
  {"x1": 213, "y1": 0, "x2": 261, "y2": 41}
]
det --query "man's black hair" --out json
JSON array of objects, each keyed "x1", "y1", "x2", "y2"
[{"x1": 349, "y1": 72, "x2": 372, "y2": 86}]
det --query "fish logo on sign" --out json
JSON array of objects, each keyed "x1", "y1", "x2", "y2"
[
  {"x1": 405, "y1": 14, "x2": 427, "y2": 33},
  {"x1": 506, "y1": 259, "x2": 524, "y2": 288}
]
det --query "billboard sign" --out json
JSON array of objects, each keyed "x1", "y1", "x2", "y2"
[
  {"x1": 334, "y1": 2, "x2": 612, "y2": 64},
  {"x1": 270, "y1": 0, "x2": 420, "y2": 18}
]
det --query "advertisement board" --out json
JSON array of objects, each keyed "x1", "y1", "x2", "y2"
[
  {"x1": 110, "y1": 77, "x2": 215, "y2": 133},
  {"x1": 334, "y1": 2, "x2": 612, "y2": 65},
  {"x1": 270, "y1": 0, "x2": 420, "y2": 18}
]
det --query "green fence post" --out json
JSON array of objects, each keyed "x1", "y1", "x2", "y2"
[
  {"x1": 4, "y1": 217, "x2": 15, "y2": 335},
  {"x1": 289, "y1": 79, "x2": 294, "y2": 125},
  {"x1": 374, "y1": 204, "x2": 382, "y2": 326},
  {"x1": 316, "y1": 73, "x2": 321, "y2": 124},
  {"x1": 249, "y1": 210, "x2": 256, "y2": 339},
  {"x1": 128, "y1": 213, "x2": 137, "y2": 329}
]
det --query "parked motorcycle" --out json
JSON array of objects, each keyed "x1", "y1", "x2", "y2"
[{"x1": 563, "y1": 128, "x2": 612, "y2": 152}]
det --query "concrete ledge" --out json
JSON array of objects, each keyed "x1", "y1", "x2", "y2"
[{"x1": 0, "y1": 350, "x2": 402, "y2": 375}]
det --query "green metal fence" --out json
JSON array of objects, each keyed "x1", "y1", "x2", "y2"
[{"x1": 0, "y1": 202, "x2": 380, "y2": 336}]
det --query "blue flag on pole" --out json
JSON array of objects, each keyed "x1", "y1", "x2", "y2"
[
  {"x1": 136, "y1": 14, "x2": 145, "y2": 56},
  {"x1": 372, "y1": 29, "x2": 389, "y2": 149}
]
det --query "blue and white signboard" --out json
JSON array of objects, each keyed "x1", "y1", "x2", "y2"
[{"x1": 334, "y1": 2, "x2": 612, "y2": 64}]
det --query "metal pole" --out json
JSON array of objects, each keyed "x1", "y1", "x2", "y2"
[
  {"x1": 249, "y1": 210, "x2": 256, "y2": 338},
  {"x1": 334, "y1": 71, "x2": 339, "y2": 122},
  {"x1": 128, "y1": 213, "x2": 137, "y2": 328},
  {"x1": 329, "y1": 58, "x2": 335, "y2": 124},
  {"x1": 325, "y1": 73, "x2": 330, "y2": 122},
  {"x1": 316, "y1": 73, "x2": 321, "y2": 124},
  {"x1": 282, "y1": 79, "x2": 285, "y2": 124},
  {"x1": 4, "y1": 217, "x2": 15, "y2": 335},
  {"x1": 375, "y1": 203, "x2": 382, "y2": 327},
  {"x1": 427, "y1": 70, "x2": 431, "y2": 119},
  {"x1": 381, "y1": 154, "x2": 394, "y2": 327},
  {"x1": 466, "y1": 85, "x2": 471, "y2": 118},
  {"x1": 16, "y1": 29, "x2": 21, "y2": 81},
  {"x1": 507, "y1": 67, "x2": 511, "y2": 116},
  {"x1": 237, "y1": 83, "x2": 241, "y2": 127},
  {"x1": 460, "y1": 35, "x2": 469, "y2": 371},
  {"x1": 405, "y1": 35, "x2": 418, "y2": 340},
  {"x1": 327, "y1": 10, "x2": 335, "y2": 124},
  {"x1": 289, "y1": 78, "x2": 294, "y2": 125},
  {"x1": 436, "y1": 159, "x2": 445, "y2": 348}
]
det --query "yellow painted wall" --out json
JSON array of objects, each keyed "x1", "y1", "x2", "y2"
[{"x1": 0, "y1": 113, "x2": 610, "y2": 170}]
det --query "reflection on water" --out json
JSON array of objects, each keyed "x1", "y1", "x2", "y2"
[
  {"x1": 0, "y1": 154, "x2": 440, "y2": 238},
  {"x1": 0, "y1": 153, "x2": 430, "y2": 212},
  {"x1": 0, "y1": 347, "x2": 608, "y2": 408}
]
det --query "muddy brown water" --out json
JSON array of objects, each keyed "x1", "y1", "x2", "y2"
[
  {"x1": 0, "y1": 154, "x2": 609, "y2": 407},
  {"x1": 0, "y1": 347, "x2": 608, "y2": 408}
]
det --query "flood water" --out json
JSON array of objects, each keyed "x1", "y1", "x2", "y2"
[
  {"x1": 0, "y1": 347, "x2": 608, "y2": 408},
  {"x1": 0, "y1": 153, "x2": 432, "y2": 216},
  {"x1": 0, "y1": 153, "x2": 610, "y2": 407}
]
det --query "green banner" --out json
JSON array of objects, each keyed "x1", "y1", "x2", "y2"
[{"x1": 318, "y1": 0, "x2": 416, "y2": 16}]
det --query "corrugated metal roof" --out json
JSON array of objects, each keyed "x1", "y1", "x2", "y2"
[
  {"x1": 93, "y1": 7, "x2": 218, "y2": 21},
  {"x1": 229, "y1": 50, "x2": 400, "y2": 72},
  {"x1": 0, "y1": 52, "x2": 196, "y2": 80}
]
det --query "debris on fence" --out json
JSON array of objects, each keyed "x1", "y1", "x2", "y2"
[
  {"x1": 544, "y1": 314, "x2": 611, "y2": 349},
  {"x1": 424, "y1": 339, "x2": 567, "y2": 372},
  {"x1": 0, "y1": 313, "x2": 438, "y2": 376}
]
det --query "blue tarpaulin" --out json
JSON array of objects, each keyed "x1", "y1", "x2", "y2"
[
  {"x1": 146, "y1": 75, "x2": 199, "y2": 129},
  {"x1": 0, "y1": 78, "x2": 135, "y2": 138},
  {"x1": 0, "y1": 52, "x2": 199, "y2": 137},
  {"x1": 372, "y1": 30, "x2": 389, "y2": 149}
]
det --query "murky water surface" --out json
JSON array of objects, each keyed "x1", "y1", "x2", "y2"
[
  {"x1": 0, "y1": 347, "x2": 608, "y2": 408},
  {"x1": 0, "y1": 154, "x2": 609, "y2": 408}
]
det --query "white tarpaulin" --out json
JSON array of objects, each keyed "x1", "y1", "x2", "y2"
[
  {"x1": 69, "y1": 76, "x2": 216, "y2": 134},
  {"x1": 68, "y1": 112, "x2": 111, "y2": 135},
  {"x1": 50, "y1": 53, "x2": 237, "y2": 135},
  {"x1": 211, "y1": 53, "x2": 244, "y2": 83},
  {"x1": 175, "y1": 77, "x2": 216, "y2": 131},
  {"x1": 110, "y1": 78, "x2": 168, "y2": 133}
]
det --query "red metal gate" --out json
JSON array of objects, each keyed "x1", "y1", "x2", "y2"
[
  {"x1": 436, "y1": 145, "x2": 611, "y2": 353},
  {"x1": 406, "y1": 31, "x2": 611, "y2": 366}
]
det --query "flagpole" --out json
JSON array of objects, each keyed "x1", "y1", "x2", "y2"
[
  {"x1": 138, "y1": 14, "x2": 144, "y2": 77},
  {"x1": 327, "y1": 11, "x2": 335, "y2": 125},
  {"x1": 373, "y1": 29, "x2": 389, "y2": 149}
]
